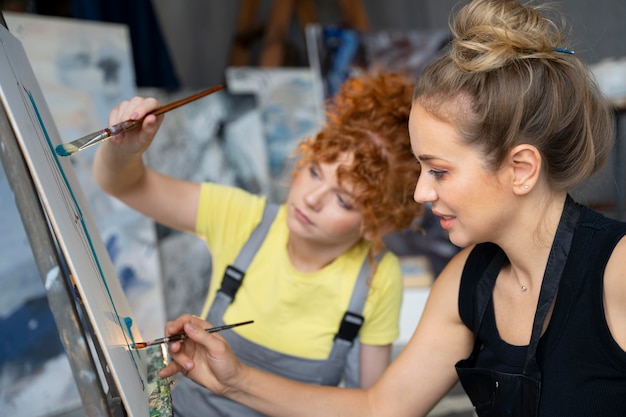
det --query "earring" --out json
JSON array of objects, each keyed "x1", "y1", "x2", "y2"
[{"x1": 524, "y1": 185, "x2": 529, "y2": 189}]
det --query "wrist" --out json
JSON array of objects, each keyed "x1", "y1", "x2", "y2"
[{"x1": 223, "y1": 361, "x2": 252, "y2": 401}]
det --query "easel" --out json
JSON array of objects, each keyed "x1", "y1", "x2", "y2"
[
  {"x1": 0, "y1": 10, "x2": 169, "y2": 417},
  {"x1": 0, "y1": 12, "x2": 117, "y2": 417},
  {"x1": 230, "y1": 0, "x2": 370, "y2": 67}
]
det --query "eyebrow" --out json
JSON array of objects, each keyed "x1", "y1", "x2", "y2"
[
  {"x1": 417, "y1": 154, "x2": 438, "y2": 162},
  {"x1": 312, "y1": 161, "x2": 356, "y2": 198},
  {"x1": 335, "y1": 180, "x2": 356, "y2": 199}
]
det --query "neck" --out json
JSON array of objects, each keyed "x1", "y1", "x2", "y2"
[{"x1": 498, "y1": 192, "x2": 568, "y2": 293}]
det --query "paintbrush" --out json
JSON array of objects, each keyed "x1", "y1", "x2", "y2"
[
  {"x1": 55, "y1": 84, "x2": 224, "y2": 157},
  {"x1": 131, "y1": 320, "x2": 254, "y2": 349}
]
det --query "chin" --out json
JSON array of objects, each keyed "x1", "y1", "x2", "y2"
[{"x1": 448, "y1": 233, "x2": 472, "y2": 249}]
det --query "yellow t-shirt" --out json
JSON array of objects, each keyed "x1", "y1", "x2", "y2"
[{"x1": 197, "y1": 182, "x2": 403, "y2": 360}]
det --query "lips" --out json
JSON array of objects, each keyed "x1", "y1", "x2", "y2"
[
  {"x1": 433, "y1": 210, "x2": 455, "y2": 230},
  {"x1": 439, "y1": 216, "x2": 455, "y2": 230},
  {"x1": 294, "y1": 207, "x2": 313, "y2": 225}
]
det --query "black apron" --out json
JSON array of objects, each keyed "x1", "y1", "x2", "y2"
[{"x1": 455, "y1": 196, "x2": 581, "y2": 417}]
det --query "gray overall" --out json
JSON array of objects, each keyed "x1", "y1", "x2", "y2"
[{"x1": 172, "y1": 203, "x2": 375, "y2": 417}]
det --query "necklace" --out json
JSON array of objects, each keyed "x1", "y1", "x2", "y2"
[{"x1": 521, "y1": 285, "x2": 528, "y2": 292}]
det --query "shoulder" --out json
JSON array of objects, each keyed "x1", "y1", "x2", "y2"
[
  {"x1": 199, "y1": 182, "x2": 259, "y2": 204},
  {"x1": 603, "y1": 234, "x2": 626, "y2": 349},
  {"x1": 432, "y1": 245, "x2": 474, "y2": 292},
  {"x1": 377, "y1": 251, "x2": 402, "y2": 274},
  {"x1": 579, "y1": 206, "x2": 626, "y2": 349},
  {"x1": 196, "y1": 182, "x2": 269, "y2": 242},
  {"x1": 605, "y1": 234, "x2": 626, "y2": 277},
  {"x1": 431, "y1": 244, "x2": 492, "y2": 330},
  {"x1": 199, "y1": 182, "x2": 266, "y2": 215},
  {"x1": 365, "y1": 250, "x2": 409, "y2": 293}
]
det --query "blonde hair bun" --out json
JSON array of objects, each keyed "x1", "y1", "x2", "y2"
[{"x1": 451, "y1": 0, "x2": 568, "y2": 72}]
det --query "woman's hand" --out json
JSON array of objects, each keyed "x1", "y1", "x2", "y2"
[{"x1": 158, "y1": 315, "x2": 246, "y2": 397}]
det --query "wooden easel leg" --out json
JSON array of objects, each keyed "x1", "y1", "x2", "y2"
[
  {"x1": 338, "y1": 0, "x2": 370, "y2": 31},
  {"x1": 294, "y1": 0, "x2": 318, "y2": 30},
  {"x1": 230, "y1": 0, "x2": 262, "y2": 66},
  {"x1": 259, "y1": 0, "x2": 295, "y2": 67}
]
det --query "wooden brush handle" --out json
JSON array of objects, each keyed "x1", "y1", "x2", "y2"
[
  {"x1": 108, "y1": 85, "x2": 224, "y2": 137},
  {"x1": 151, "y1": 85, "x2": 224, "y2": 117}
]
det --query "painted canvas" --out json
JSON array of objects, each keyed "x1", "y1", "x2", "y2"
[
  {"x1": 225, "y1": 67, "x2": 324, "y2": 203},
  {"x1": 305, "y1": 24, "x2": 450, "y2": 99},
  {"x1": 1, "y1": 12, "x2": 166, "y2": 417}
]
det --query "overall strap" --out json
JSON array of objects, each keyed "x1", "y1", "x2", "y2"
[
  {"x1": 219, "y1": 202, "x2": 279, "y2": 300},
  {"x1": 334, "y1": 253, "x2": 378, "y2": 343},
  {"x1": 329, "y1": 252, "x2": 381, "y2": 388},
  {"x1": 210, "y1": 202, "x2": 279, "y2": 319}
]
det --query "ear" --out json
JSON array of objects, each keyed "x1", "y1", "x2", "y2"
[{"x1": 508, "y1": 144, "x2": 541, "y2": 195}]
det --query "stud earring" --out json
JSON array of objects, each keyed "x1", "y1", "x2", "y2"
[{"x1": 524, "y1": 185, "x2": 529, "y2": 189}]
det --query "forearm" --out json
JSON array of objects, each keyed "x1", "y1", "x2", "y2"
[
  {"x1": 228, "y1": 365, "x2": 374, "y2": 417},
  {"x1": 161, "y1": 317, "x2": 382, "y2": 417},
  {"x1": 93, "y1": 141, "x2": 147, "y2": 198}
]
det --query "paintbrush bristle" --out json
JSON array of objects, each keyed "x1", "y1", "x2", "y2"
[
  {"x1": 132, "y1": 342, "x2": 148, "y2": 349},
  {"x1": 55, "y1": 142, "x2": 78, "y2": 156}
]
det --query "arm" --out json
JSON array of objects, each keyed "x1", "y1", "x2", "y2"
[
  {"x1": 359, "y1": 344, "x2": 391, "y2": 389},
  {"x1": 604, "y1": 235, "x2": 626, "y2": 349},
  {"x1": 92, "y1": 97, "x2": 200, "y2": 233},
  {"x1": 158, "y1": 248, "x2": 475, "y2": 417},
  {"x1": 357, "y1": 252, "x2": 403, "y2": 388}
]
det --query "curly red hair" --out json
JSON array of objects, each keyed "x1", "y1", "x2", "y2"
[{"x1": 292, "y1": 72, "x2": 422, "y2": 255}]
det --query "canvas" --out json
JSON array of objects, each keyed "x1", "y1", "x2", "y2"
[
  {"x1": 225, "y1": 66, "x2": 324, "y2": 203},
  {"x1": 305, "y1": 24, "x2": 450, "y2": 99},
  {"x1": 1, "y1": 12, "x2": 167, "y2": 416}
]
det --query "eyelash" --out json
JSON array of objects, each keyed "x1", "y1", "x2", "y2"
[
  {"x1": 337, "y1": 195, "x2": 353, "y2": 210},
  {"x1": 429, "y1": 169, "x2": 446, "y2": 180},
  {"x1": 308, "y1": 165, "x2": 353, "y2": 209}
]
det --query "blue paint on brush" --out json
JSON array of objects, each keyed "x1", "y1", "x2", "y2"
[{"x1": 54, "y1": 143, "x2": 71, "y2": 156}]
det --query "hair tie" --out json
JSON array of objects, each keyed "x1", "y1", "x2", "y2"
[{"x1": 555, "y1": 47, "x2": 575, "y2": 55}]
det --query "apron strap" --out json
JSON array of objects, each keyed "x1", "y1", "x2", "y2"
[
  {"x1": 468, "y1": 195, "x2": 581, "y2": 378},
  {"x1": 523, "y1": 195, "x2": 581, "y2": 378},
  {"x1": 469, "y1": 249, "x2": 506, "y2": 354}
]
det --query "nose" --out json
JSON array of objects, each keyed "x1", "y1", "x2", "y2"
[
  {"x1": 304, "y1": 185, "x2": 326, "y2": 211},
  {"x1": 413, "y1": 175, "x2": 436, "y2": 204}
]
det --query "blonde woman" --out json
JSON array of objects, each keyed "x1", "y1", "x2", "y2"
[{"x1": 158, "y1": 1, "x2": 626, "y2": 416}]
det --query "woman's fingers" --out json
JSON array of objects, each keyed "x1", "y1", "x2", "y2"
[{"x1": 158, "y1": 359, "x2": 186, "y2": 378}]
